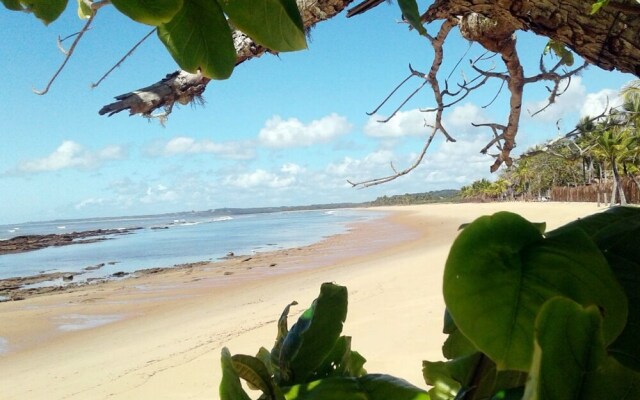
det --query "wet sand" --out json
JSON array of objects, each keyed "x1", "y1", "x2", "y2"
[{"x1": 0, "y1": 202, "x2": 603, "y2": 399}]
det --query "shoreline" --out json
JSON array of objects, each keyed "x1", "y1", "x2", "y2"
[{"x1": 0, "y1": 202, "x2": 605, "y2": 399}]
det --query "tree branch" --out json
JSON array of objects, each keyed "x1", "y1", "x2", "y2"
[{"x1": 99, "y1": 0, "x2": 357, "y2": 117}]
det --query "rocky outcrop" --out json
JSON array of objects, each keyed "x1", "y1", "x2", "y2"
[{"x1": 0, "y1": 227, "x2": 142, "y2": 255}]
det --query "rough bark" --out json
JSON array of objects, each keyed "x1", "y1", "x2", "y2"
[
  {"x1": 100, "y1": 0, "x2": 640, "y2": 117},
  {"x1": 99, "y1": 0, "x2": 355, "y2": 117},
  {"x1": 424, "y1": 0, "x2": 640, "y2": 76}
]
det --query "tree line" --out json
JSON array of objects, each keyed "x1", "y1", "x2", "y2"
[{"x1": 461, "y1": 81, "x2": 640, "y2": 205}]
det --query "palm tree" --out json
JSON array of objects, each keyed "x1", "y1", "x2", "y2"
[{"x1": 593, "y1": 124, "x2": 634, "y2": 205}]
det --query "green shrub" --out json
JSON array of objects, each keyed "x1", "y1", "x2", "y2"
[{"x1": 221, "y1": 207, "x2": 640, "y2": 399}]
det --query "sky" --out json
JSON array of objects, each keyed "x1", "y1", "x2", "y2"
[{"x1": 0, "y1": 3, "x2": 635, "y2": 224}]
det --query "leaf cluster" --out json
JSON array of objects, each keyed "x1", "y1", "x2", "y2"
[
  {"x1": 433, "y1": 207, "x2": 640, "y2": 399},
  {"x1": 220, "y1": 282, "x2": 429, "y2": 399},
  {"x1": 222, "y1": 207, "x2": 640, "y2": 399},
  {"x1": 1, "y1": 0, "x2": 307, "y2": 79}
]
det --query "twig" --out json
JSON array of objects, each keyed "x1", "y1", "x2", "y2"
[
  {"x1": 33, "y1": 14, "x2": 96, "y2": 95},
  {"x1": 348, "y1": 126, "x2": 438, "y2": 188},
  {"x1": 366, "y1": 71, "x2": 415, "y2": 116},
  {"x1": 92, "y1": 28, "x2": 157, "y2": 88}
]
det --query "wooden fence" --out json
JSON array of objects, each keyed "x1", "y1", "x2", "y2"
[{"x1": 550, "y1": 178, "x2": 640, "y2": 204}]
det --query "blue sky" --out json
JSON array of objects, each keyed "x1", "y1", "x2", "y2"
[{"x1": 0, "y1": 3, "x2": 634, "y2": 224}]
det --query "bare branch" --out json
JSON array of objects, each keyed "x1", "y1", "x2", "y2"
[
  {"x1": 33, "y1": 13, "x2": 96, "y2": 95},
  {"x1": 526, "y1": 62, "x2": 588, "y2": 117},
  {"x1": 92, "y1": 28, "x2": 157, "y2": 89},
  {"x1": 348, "y1": 126, "x2": 438, "y2": 188},
  {"x1": 366, "y1": 71, "x2": 415, "y2": 116},
  {"x1": 100, "y1": 0, "x2": 356, "y2": 118}
]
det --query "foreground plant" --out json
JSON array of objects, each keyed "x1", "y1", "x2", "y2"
[{"x1": 221, "y1": 207, "x2": 640, "y2": 399}]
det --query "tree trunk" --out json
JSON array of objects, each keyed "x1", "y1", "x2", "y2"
[
  {"x1": 99, "y1": 0, "x2": 355, "y2": 116},
  {"x1": 100, "y1": 0, "x2": 640, "y2": 117},
  {"x1": 424, "y1": 0, "x2": 640, "y2": 77},
  {"x1": 611, "y1": 156, "x2": 628, "y2": 205}
]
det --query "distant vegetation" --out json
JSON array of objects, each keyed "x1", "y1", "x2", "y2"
[
  {"x1": 462, "y1": 81, "x2": 640, "y2": 205},
  {"x1": 368, "y1": 190, "x2": 460, "y2": 206}
]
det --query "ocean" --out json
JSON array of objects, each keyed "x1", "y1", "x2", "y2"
[{"x1": 0, "y1": 208, "x2": 385, "y2": 283}]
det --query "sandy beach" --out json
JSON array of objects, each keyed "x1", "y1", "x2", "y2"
[{"x1": 0, "y1": 202, "x2": 603, "y2": 399}]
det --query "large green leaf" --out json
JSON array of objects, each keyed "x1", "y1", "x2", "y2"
[
  {"x1": 397, "y1": 0, "x2": 427, "y2": 36},
  {"x1": 283, "y1": 374, "x2": 429, "y2": 400},
  {"x1": 548, "y1": 206, "x2": 640, "y2": 371},
  {"x1": 218, "y1": 0, "x2": 307, "y2": 51},
  {"x1": 313, "y1": 336, "x2": 367, "y2": 379},
  {"x1": 279, "y1": 283, "x2": 348, "y2": 384},
  {"x1": 271, "y1": 300, "x2": 298, "y2": 380},
  {"x1": 1, "y1": 0, "x2": 22, "y2": 11},
  {"x1": 423, "y1": 353, "x2": 482, "y2": 400},
  {"x1": 157, "y1": 0, "x2": 236, "y2": 79},
  {"x1": 523, "y1": 297, "x2": 640, "y2": 399},
  {"x1": 424, "y1": 353, "x2": 526, "y2": 400},
  {"x1": 444, "y1": 212, "x2": 628, "y2": 371},
  {"x1": 231, "y1": 353, "x2": 285, "y2": 400},
  {"x1": 219, "y1": 348, "x2": 252, "y2": 400},
  {"x1": 111, "y1": 0, "x2": 183, "y2": 25},
  {"x1": 17, "y1": 0, "x2": 67, "y2": 24}
]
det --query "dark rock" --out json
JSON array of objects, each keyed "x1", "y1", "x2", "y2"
[
  {"x1": 112, "y1": 271, "x2": 128, "y2": 278},
  {"x1": 0, "y1": 227, "x2": 143, "y2": 255},
  {"x1": 62, "y1": 274, "x2": 74, "y2": 282}
]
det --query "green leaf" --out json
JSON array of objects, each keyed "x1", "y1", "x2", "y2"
[
  {"x1": 76, "y1": 0, "x2": 91, "y2": 19},
  {"x1": 397, "y1": 0, "x2": 427, "y2": 36},
  {"x1": 280, "y1": 283, "x2": 348, "y2": 384},
  {"x1": 283, "y1": 374, "x2": 429, "y2": 400},
  {"x1": 19, "y1": 0, "x2": 68, "y2": 25},
  {"x1": 423, "y1": 353, "x2": 482, "y2": 400},
  {"x1": 218, "y1": 0, "x2": 307, "y2": 51},
  {"x1": 444, "y1": 212, "x2": 628, "y2": 371},
  {"x1": 543, "y1": 39, "x2": 574, "y2": 67},
  {"x1": 157, "y1": 0, "x2": 236, "y2": 79},
  {"x1": 313, "y1": 336, "x2": 367, "y2": 379},
  {"x1": 491, "y1": 387, "x2": 524, "y2": 400},
  {"x1": 591, "y1": 0, "x2": 609, "y2": 14},
  {"x1": 424, "y1": 353, "x2": 526, "y2": 400},
  {"x1": 441, "y1": 310, "x2": 476, "y2": 360},
  {"x1": 1, "y1": 0, "x2": 22, "y2": 11},
  {"x1": 231, "y1": 354, "x2": 285, "y2": 400},
  {"x1": 523, "y1": 297, "x2": 640, "y2": 400},
  {"x1": 219, "y1": 348, "x2": 252, "y2": 400},
  {"x1": 548, "y1": 206, "x2": 640, "y2": 371},
  {"x1": 271, "y1": 301, "x2": 298, "y2": 381},
  {"x1": 111, "y1": 0, "x2": 183, "y2": 25}
]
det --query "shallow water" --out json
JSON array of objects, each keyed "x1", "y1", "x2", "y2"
[{"x1": 0, "y1": 209, "x2": 385, "y2": 282}]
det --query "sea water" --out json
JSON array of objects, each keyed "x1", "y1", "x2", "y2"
[{"x1": 0, "y1": 209, "x2": 384, "y2": 281}]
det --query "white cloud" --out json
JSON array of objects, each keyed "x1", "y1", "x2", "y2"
[
  {"x1": 524, "y1": 76, "x2": 587, "y2": 123},
  {"x1": 149, "y1": 136, "x2": 254, "y2": 160},
  {"x1": 364, "y1": 109, "x2": 434, "y2": 138},
  {"x1": 74, "y1": 197, "x2": 106, "y2": 210},
  {"x1": 281, "y1": 163, "x2": 305, "y2": 174},
  {"x1": 258, "y1": 113, "x2": 351, "y2": 148},
  {"x1": 17, "y1": 141, "x2": 125, "y2": 173},
  {"x1": 443, "y1": 103, "x2": 490, "y2": 137},
  {"x1": 326, "y1": 150, "x2": 395, "y2": 178},
  {"x1": 580, "y1": 88, "x2": 622, "y2": 118},
  {"x1": 140, "y1": 184, "x2": 178, "y2": 204},
  {"x1": 225, "y1": 169, "x2": 297, "y2": 189}
]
